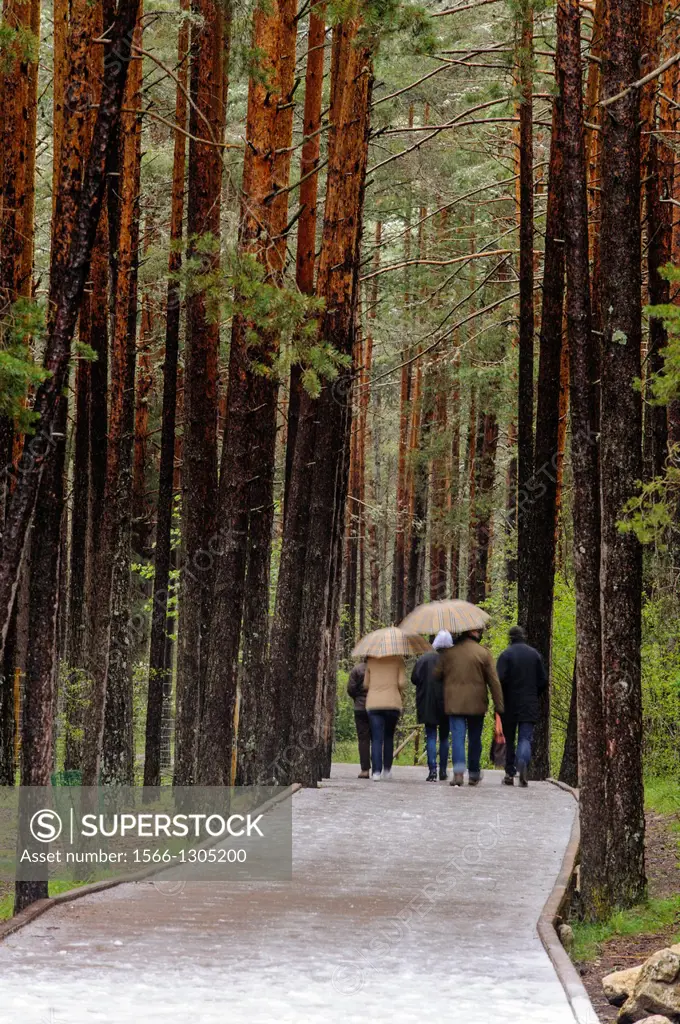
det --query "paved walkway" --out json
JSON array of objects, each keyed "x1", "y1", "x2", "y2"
[{"x1": 0, "y1": 765, "x2": 582, "y2": 1024}]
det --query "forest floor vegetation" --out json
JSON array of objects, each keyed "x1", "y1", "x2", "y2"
[{"x1": 575, "y1": 779, "x2": 680, "y2": 1021}]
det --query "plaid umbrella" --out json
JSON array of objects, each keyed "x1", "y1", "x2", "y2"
[
  {"x1": 399, "y1": 600, "x2": 490, "y2": 636},
  {"x1": 351, "y1": 627, "x2": 432, "y2": 660}
]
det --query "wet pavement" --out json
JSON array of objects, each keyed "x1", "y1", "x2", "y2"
[{"x1": 0, "y1": 764, "x2": 581, "y2": 1023}]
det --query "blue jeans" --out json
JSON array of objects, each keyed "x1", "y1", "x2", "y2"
[
  {"x1": 368, "y1": 710, "x2": 400, "y2": 774},
  {"x1": 449, "y1": 714, "x2": 485, "y2": 779},
  {"x1": 425, "y1": 721, "x2": 450, "y2": 773},
  {"x1": 503, "y1": 721, "x2": 535, "y2": 776}
]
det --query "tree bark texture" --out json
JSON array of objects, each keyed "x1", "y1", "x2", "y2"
[
  {"x1": 174, "y1": 0, "x2": 225, "y2": 785},
  {"x1": 143, "y1": 0, "x2": 189, "y2": 788},
  {"x1": 598, "y1": 0, "x2": 646, "y2": 910},
  {"x1": 270, "y1": 17, "x2": 373, "y2": 787},
  {"x1": 516, "y1": 0, "x2": 535, "y2": 627},
  {"x1": 0, "y1": 0, "x2": 141, "y2": 668},
  {"x1": 198, "y1": 0, "x2": 278, "y2": 787},
  {"x1": 557, "y1": 0, "x2": 610, "y2": 920},
  {"x1": 526, "y1": 91, "x2": 565, "y2": 780}
]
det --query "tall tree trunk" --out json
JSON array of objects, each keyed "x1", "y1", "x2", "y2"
[
  {"x1": 132, "y1": 223, "x2": 155, "y2": 560},
  {"x1": 143, "y1": 0, "x2": 189, "y2": 788},
  {"x1": 14, "y1": 402, "x2": 65, "y2": 913},
  {"x1": 467, "y1": 410, "x2": 498, "y2": 604},
  {"x1": 449, "y1": 349, "x2": 461, "y2": 598},
  {"x1": 174, "y1": 0, "x2": 225, "y2": 785},
  {"x1": 558, "y1": 0, "x2": 609, "y2": 920},
  {"x1": 270, "y1": 16, "x2": 373, "y2": 787},
  {"x1": 642, "y1": 0, "x2": 672, "y2": 481},
  {"x1": 0, "y1": 0, "x2": 141, "y2": 666},
  {"x1": 516, "y1": 0, "x2": 535, "y2": 627},
  {"x1": 599, "y1": 0, "x2": 646, "y2": 910},
  {"x1": 238, "y1": 0, "x2": 293, "y2": 763},
  {"x1": 89, "y1": 10, "x2": 143, "y2": 787},
  {"x1": 366, "y1": 222, "x2": 381, "y2": 625},
  {"x1": 526, "y1": 90, "x2": 565, "y2": 780},
  {"x1": 285, "y1": 2, "x2": 325, "y2": 510},
  {"x1": 198, "y1": 1, "x2": 278, "y2": 787},
  {"x1": 558, "y1": 665, "x2": 578, "y2": 788},
  {"x1": 406, "y1": 360, "x2": 427, "y2": 614}
]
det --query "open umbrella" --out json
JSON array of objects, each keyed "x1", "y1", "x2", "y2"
[
  {"x1": 399, "y1": 599, "x2": 490, "y2": 636},
  {"x1": 351, "y1": 627, "x2": 432, "y2": 660}
]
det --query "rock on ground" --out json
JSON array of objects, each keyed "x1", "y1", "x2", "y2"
[
  {"x1": 618, "y1": 948, "x2": 680, "y2": 1023},
  {"x1": 603, "y1": 966, "x2": 644, "y2": 1007}
]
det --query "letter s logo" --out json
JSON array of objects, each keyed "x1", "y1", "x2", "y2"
[{"x1": 30, "y1": 809, "x2": 63, "y2": 843}]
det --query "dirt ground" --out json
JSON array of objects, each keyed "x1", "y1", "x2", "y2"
[{"x1": 577, "y1": 810, "x2": 680, "y2": 1023}]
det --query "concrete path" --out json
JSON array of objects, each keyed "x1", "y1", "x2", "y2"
[{"x1": 0, "y1": 765, "x2": 582, "y2": 1024}]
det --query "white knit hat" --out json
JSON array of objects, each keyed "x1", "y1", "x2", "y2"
[{"x1": 432, "y1": 629, "x2": 454, "y2": 650}]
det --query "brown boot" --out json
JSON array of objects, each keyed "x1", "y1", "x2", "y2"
[
  {"x1": 450, "y1": 773, "x2": 464, "y2": 787},
  {"x1": 358, "y1": 770, "x2": 370, "y2": 779}
]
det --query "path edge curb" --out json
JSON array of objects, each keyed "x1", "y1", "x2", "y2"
[
  {"x1": 0, "y1": 782, "x2": 302, "y2": 945},
  {"x1": 539, "y1": 778, "x2": 596, "y2": 1024}
]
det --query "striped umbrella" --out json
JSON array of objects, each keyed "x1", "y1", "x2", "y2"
[
  {"x1": 351, "y1": 627, "x2": 432, "y2": 660},
  {"x1": 399, "y1": 600, "x2": 490, "y2": 636}
]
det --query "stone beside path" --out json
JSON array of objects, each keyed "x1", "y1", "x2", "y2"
[{"x1": 0, "y1": 764, "x2": 583, "y2": 1023}]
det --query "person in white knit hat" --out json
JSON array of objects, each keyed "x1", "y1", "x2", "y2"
[{"x1": 411, "y1": 630, "x2": 454, "y2": 781}]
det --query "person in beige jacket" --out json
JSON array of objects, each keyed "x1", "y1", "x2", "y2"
[
  {"x1": 435, "y1": 630, "x2": 504, "y2": 787},
  {"x1": 364, "y1": 655, "x2": 406, "y2": 780}
]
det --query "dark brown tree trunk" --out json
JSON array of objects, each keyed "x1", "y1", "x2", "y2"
[
  {"x1": 68, "y1": 353, "x2": 90, "y2": 675},
  {"x1": 526, "y1": 91, "x2": 565, "y2": 780},
  {"x1": 14, "y1": 401, "x2": 65, "y2": 913},
  {"x1": 143, "y1": 0, "x2": 188, "y2": 788},
  {"x1": 558, "y1": 0, "x2": 608, "y2": 919},
  {"x1": 198, "y1": 1, "x2": 276, "y2": 788},
  {"x1": 516, "y1": 0, "x2": 535, "y2": 627},
  {"x1": 174, "y1": 0, "x2": 224, "y2": 785},
  {"x1": 642, "y1": 0, "x2": 672, "y2": 481},
  {"x1": 558, "y1": 665, "x2": 578, "y2": 788},
  {"x1": 449, "y1": 348, "x2": 462, "y2": 599},
  {"x1": 429, "y1": 376, "x2": 448, "y2": 600},
  {"x1": 0, "y1": 0, "x2": 141, "y2": 667},
  {"x1": 92, "y1": 12, "x2": 143, "y2": 788},
  {"x1": 467, "y1": 410, "x2": 498, "y2": 604},
  {"x1": 269, "y1": 16, "x2": 373, "y2": 787},
  {"x1": 406, "y1": 362, "x2": 427, "y2": 615},
  {"x1": 598, "y1": 0, "x2": 646, "y2": 910},
  {"x1": 285, "y1": 3, "x2": 325, "y2": 511}
]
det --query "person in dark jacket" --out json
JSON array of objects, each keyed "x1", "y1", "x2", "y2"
[
  {"x1": 347, "y1": 662, "x2": 371, "y2": 778},
  {"x1": 496, "y1": 625, "x2": 547, "y2": 787},
  {"x1": 412, "y1": 630, "x2": 453, "y2": 781}
]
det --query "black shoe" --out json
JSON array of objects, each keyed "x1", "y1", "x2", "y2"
[
  {"x1": 439, "y1": 769, "x2": 448, "y2": 781},
  {"x1": 426, "y1": 770, "x2": 437, "y2": 782},
  {"x1": 503, "y1": 774, "x2": 514, "y2": 787},
  {"x1": 468, "y1": 777, "x2": 481, "y2": 787},
  {"x1": 519, "y1": 765, "x2": 529, "y2": 788}
]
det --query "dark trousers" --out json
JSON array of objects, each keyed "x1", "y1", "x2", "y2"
[
  {"x1": 425, "y1": 718, "x2": 450, "y2": 772},
  {"x1": 368, "y1": 710, "x2": 400, "y2": 775},
  {"x1": 449, "y1": 714, "x2": 485, "y2": 779},
  {"x1": 503, "y1": 720, "x2": 535, "y2": 776},
  {"x1": 354, "y1": 710, "x2": 371, "y2": 772}
]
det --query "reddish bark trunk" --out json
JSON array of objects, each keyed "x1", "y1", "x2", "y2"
[
  {"x1": 269, "y1": 17, "x2": 373, "y2": 787},
  {"x1": 198, "y1": 1, "x2": 277, "y2": 787},
  {"x1": 0, "y1": 0, "x2": 140, "y2": 670}
]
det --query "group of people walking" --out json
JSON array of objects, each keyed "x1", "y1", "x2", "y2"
[{"x1": 347, "y1": 625, "x2": 546, "y2": 787}]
